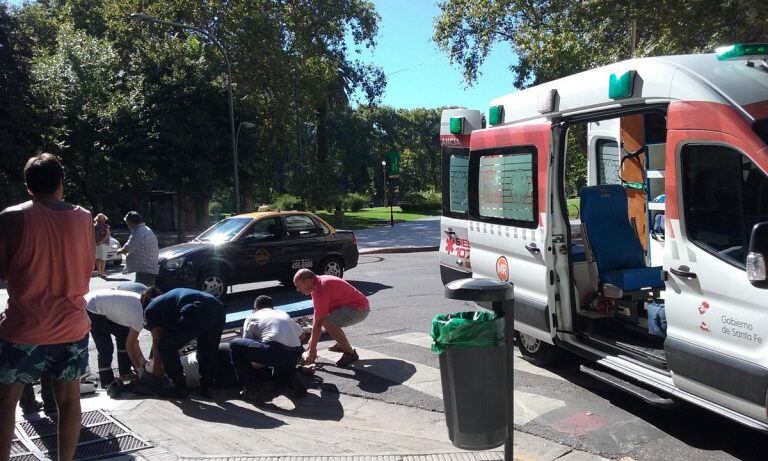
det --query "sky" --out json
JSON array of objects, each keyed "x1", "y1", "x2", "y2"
[
  {"x1": 6, "y1": 0, "x2": 518, "y2": 110},
  {"x1": 356, "y1": 0, "x2": 518, "y2": 110}
]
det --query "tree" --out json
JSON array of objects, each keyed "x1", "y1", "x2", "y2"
[{"x1": 434, "y1": 0, "x2": 768, "y2": 88}]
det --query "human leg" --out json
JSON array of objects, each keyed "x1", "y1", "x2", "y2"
[
  {"x1": 229, "y1": 338, "x2": 272, "y2": 390},
  {"x1": 135, "y1": 272, "x2": 156, "y2": 286},
  {"x1": 41, "y1": 335, "x2": 89, "y2": 461},
  {"x1": 96, "y1": 259, "x2": 106, "y2": 277},
  {"x1": 51, "y1": 379, "x2": 81, "y2": 461},
  {"x1": 0, "y1": 383, "x2": 24, "y2": 461},
  {"x1": 88, "y1": 312, "x2": 116, "y2": 386},
  {"x1": 19, "y1": 382, "x2": 42, "y2": 413},
  {"x1": 321, "y1": 318, "x2": 353, "y2": 353},
  {"x1": 110, "y1": 323, "x2": 132, "y2": 378}
]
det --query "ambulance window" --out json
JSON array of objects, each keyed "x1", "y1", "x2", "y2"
[
  {"x1": 596, "y1": 139, "x2": 620, "y2": 185},
  {"x1": 472, "y1": 148, "x2": 537, "y2": 228},
  {"x1": 682, "y1": 145, "x2": 768, "y2": 268},
  {"x1": 441, "y1": 147, "x2": 469, "y2": 217}
]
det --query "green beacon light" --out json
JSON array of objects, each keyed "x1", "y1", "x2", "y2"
[
  {"x1": 608, "y1": 70, "x2": 636, "y2": 100},
  {"x1": 716, "y1": 43, "x2": 768, "y2": 61},
  {"x1": 449, "y1": 117, "x2": 464, "y2": 135},
  {"x1": 489, "y1": 105, "x2": 504, "y2": 126}
]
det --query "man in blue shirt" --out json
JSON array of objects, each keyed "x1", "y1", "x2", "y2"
[{"x1": 141, "y1": 287, "x2": 226, "y2": 399}]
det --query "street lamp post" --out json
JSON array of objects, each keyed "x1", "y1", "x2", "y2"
[
  {"x1": 381, "y1": 160, "x2": 393, "y2": 227},
  {"x1": 129, "y1": 13, "x2": 241, "y2": 213},
  {"x1": 236, "y1": 121, "x2": 256, "y2": 162}
]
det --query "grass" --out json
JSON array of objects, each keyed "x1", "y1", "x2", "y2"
[
  {"x1": 316, "y1": 207, "x2": 440, "y2": 229},
  {"x1": 567, "y1": 198, "x2": 580, "y2": 219}
]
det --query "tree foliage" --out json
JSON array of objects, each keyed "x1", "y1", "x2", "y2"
[{"x1": 434, "y1": 0, "x2": 768, "y2": 88}]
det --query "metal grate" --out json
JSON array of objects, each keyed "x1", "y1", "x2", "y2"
[{"x1": 14, "y1": 409, "x2": 151, "y2": 461}]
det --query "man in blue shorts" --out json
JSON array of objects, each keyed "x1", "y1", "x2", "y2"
[{"x1": 0, "y1": 154, "x2": 94, "y2": 461}]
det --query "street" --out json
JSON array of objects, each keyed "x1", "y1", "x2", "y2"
[{"x1": 4, "y1": 251, "x2": 768, "y2": 460}]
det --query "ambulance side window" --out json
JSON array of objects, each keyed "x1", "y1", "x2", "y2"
[
  {"x1": 682, "y1": 144, "x2": 768, "y2": 268},
  {"x1": 441, "y1": 147, "x2": 469, "y2": 218},
  {"x1": 596, "y1": 139, "x2": 621, "y2": 185},
  {"x1": 469, "y1": 146, "x2": 537, "y2": 228}
]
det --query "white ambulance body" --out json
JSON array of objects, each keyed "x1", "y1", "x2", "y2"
[
  {"x1": 439, "y1": 109, "x2": 484, "y2": 284},
  {"x1": 457, "y1": 46, "x2": 768, "y2": 430}
]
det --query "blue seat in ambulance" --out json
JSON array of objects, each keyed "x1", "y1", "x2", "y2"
[{"x1": 580, "y1": 185, "x2": 663, "y2": 295}]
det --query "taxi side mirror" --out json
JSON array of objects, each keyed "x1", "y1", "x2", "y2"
[{"x1": 747, "y1": 222, "x2": 768, "y2": 288}]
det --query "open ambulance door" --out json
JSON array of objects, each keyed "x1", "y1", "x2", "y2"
[
  {"x1": 467, "y1": 123, "x2": 556, "y2": 345},
  {"x1": 664, "y1": 101, "x2": 768, "y2": 422}
]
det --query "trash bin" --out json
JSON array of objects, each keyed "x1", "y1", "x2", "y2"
[{"x1": 432, "y1": 310, "x2": 507, "y2": 450}]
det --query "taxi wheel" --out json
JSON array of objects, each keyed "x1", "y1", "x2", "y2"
[
  {"x1": 199, "y1": 270, "x2": 228, "y2": 299},
  {"x1": 318, "y1": 258, "x2": 344, "y2": 278}
]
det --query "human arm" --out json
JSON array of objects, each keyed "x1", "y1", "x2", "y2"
[
  {"x1": 0, "y1": 207, "x2": 23, "y2": 282},
  {"x1": 118, "y1": 228, "x2": 141, "y2": 254},
  {"x1": 304, "y1": 314, "x2": 324, "y2": 364},
  {"x1": 125, "y1": 329, "x2": 148, "y2": 373},
  {"x1": 149, "y1": 326, "x2": 165, "y2": 376}
]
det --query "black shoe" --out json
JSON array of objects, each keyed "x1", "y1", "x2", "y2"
[
  {"x1": 158, "y1": 380, "x2": 188, "y2": 399},
  {"x1": 43, "y1": 405, "x2": 58, "y2": 418},
  {"x1": 19, "y1": 399, "x2": 43, "y2": 413},
  {"x1": 239, "y1": 387, "x2": 262, "y2": 403},
  {"x1": 289, "y1": 371, "x2": 307, "y2": 397},
  {"x1": 199, "y1": 385, "x2": 214, "y2": 400},
  {"x1": 106, "y1": 379, "x2": 122, "y2": 398}
]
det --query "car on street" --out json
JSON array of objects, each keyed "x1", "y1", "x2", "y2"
[
  {"x1": 155, "y1": 210, "x2": 359, "y2": 298},
  {"x1": 107, "y1": 236, "x2": 122, "y2": 266}
]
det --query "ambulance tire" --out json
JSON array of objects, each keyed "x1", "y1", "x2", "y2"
[{"x1": 514, "y1": 331, "x2": 560, "y2": 366}]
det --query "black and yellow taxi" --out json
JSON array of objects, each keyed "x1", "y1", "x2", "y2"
[{"x1": 155, "y1": 209, "x2": 359, "y2": 298}]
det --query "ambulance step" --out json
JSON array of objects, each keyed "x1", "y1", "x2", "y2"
[{"x1": 580, "y1": 364, "x2": 677, "y2": 408}]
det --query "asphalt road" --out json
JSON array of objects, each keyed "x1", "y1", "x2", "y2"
[{"x1": 5, "y1": 253, "x2": 768, "y2": 460}]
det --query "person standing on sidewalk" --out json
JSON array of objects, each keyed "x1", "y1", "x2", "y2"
[
  {"x1": 141, "y1": 287, "x2": 226, "y2": 399},
  {"x1": 230, "y1": 295, "x2": 306, "y2": 402},
  {"x1": 0, "y1": 153, "x2": 94, "y2": 461},
  {"x1": 85, "y1": 289, "x2": 150, "y2": 395},
  {"x1": 93, "y1": 213, "x2": 110, "y2": 278},
  {"x1": 293, "y1": 269, "x2": 370, "y2": 368},
  {"x1": 117, "y1": 211, "x2": 159, "y2": 286}
]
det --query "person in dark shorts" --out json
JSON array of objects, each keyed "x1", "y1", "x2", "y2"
[
  {"x1": 141, "y1": 287, "x2": 226, "y2": 399},
  {"x1": 0, "y1": 153, "x2": 94, "y2": 461},
  {"x1": 230, "y1": 295, "x2": 306, "y2": 403}
]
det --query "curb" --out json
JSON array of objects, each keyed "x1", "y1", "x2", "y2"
[{"x1": 359, "y1": 246, "x2": 438, "y2": 255}]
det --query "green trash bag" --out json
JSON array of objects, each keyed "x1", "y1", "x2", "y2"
[{"x1": 430, "y1": 311, "x2": 504, "y2": 354}]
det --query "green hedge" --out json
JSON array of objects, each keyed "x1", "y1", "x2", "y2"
[{"x1": 399, "y1": 190, "x2": 441, "y2": 212}]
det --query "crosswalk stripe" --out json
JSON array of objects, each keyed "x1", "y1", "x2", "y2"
[
  {"x1": 386, "y1": 332, "x2": 565, "y2": 381},
  {"x1": 317, "y1": 334, "x2": 568, "y2": 425}
]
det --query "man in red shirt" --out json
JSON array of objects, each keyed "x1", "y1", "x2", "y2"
[
  {"x1": 293, "y1": 269, "x2": 370, "y2": 367},
  {"x1": 0, "y1": 154, "x2": 94, "y2": 461}
]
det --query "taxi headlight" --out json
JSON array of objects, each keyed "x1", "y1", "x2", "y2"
[{"x1": 164, "y1": 256, "x2": 185, "y2": 270}]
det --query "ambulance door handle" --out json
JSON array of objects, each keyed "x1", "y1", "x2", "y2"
[
  {"x1": 525, "y1": 243, "x2": 541, "y2": 254},
  {"x1": 670, "y1": 265, "x2": 697, "y2": 279}
]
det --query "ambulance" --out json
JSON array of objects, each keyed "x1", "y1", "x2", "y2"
[
  {"x1": 439, "y1": 108, "x2": 484, "y2": 284},
  {"x1": 450, "y1": 45, "x2": 768, "y2": 431}
]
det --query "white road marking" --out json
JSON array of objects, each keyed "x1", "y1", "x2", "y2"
[{"x1": 316, "y1": 332, "x2": 568, "y2": 425}]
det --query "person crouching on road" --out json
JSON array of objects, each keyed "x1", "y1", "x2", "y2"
[
  {"x1": 293, "y1": 269, "x2": 370, "y2": 368},
  {"x1": 85, "y1": 289, "x2": 150, "y2": 395},
  {"x1": 230, "y1": 295, "x2": 306, "y2": 403},
  {"x1": 141, "y1": 287, "x2": 226, "y2": 399}
]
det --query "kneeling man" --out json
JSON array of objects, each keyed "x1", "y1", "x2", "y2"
[{"x1": 230, "y1": 295, "x2": 306, "y2": 402}]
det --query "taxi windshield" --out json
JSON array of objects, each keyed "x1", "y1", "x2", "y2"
[{"x1": 195, "y1": 217, "x2": 253, "y2": 244}]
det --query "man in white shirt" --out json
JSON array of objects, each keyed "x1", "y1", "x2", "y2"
[
  {"x1": 230, "y1": 295, "x2": 306, "y2": 402},
  {"x1": 85, "y1": 289, "x2": 149, "y2": 394}
]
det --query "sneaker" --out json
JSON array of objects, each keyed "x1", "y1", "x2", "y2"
[
  {"x1": 327, "y1": 343, "x2": 344, "y2": 352},
  {"x1": 80, "y1": 380, "x2": 97, "y2": 395},
  {"x1": 106, "y1": 380, "x2": 122, "y2": 398},
  {"x1": 335, "y1": 349, "x2": 359, "y2": 368}
]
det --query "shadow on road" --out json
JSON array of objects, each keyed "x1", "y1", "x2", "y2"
[
  {"x1": 319, "y1": 358, "x2": 416, "y2": 394},
  {"x1": 170, "y1": 398, "x2": 284, "y2": 429}
]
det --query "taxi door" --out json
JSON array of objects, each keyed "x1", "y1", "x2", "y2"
[{"x1": 237, "y1": 216, "x2": 284, "y2": 282}]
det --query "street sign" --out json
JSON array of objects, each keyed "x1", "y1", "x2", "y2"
[{"x1": 387, "y1": 151, "x2": 400, "y2": 178}]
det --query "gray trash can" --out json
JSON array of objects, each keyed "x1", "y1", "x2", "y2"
[{"x1": 433, "y1": 278, "x2": 515, "y2": 451}]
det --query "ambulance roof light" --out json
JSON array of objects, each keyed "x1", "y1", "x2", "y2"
[
  {"x1": 449, "y1": 117, "x2": 464, "y2": 134},
  {"x1": 489, "y1": 105, "x2": 504, "y2": 126},
  {"x1": 716, "y1": 43, "x2": 768, "y2": 61},
  {"x1": 608, "y1": 70, "x2": 636, "y2": 100}
]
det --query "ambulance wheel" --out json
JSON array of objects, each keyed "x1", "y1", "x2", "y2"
[
  {"x1": 199, "y1": 268, "x2": 228, "y2": 299},
  {"x1": 514, "y1": 331, "x2": 560, "y2": 366},
  {"x1": 318, "y1": 257, "x2": 344, "y2": 278}
]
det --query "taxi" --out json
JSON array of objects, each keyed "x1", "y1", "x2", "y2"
[{"x1": 155, "y1": 209, "x2": 359, "y2": 298}]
